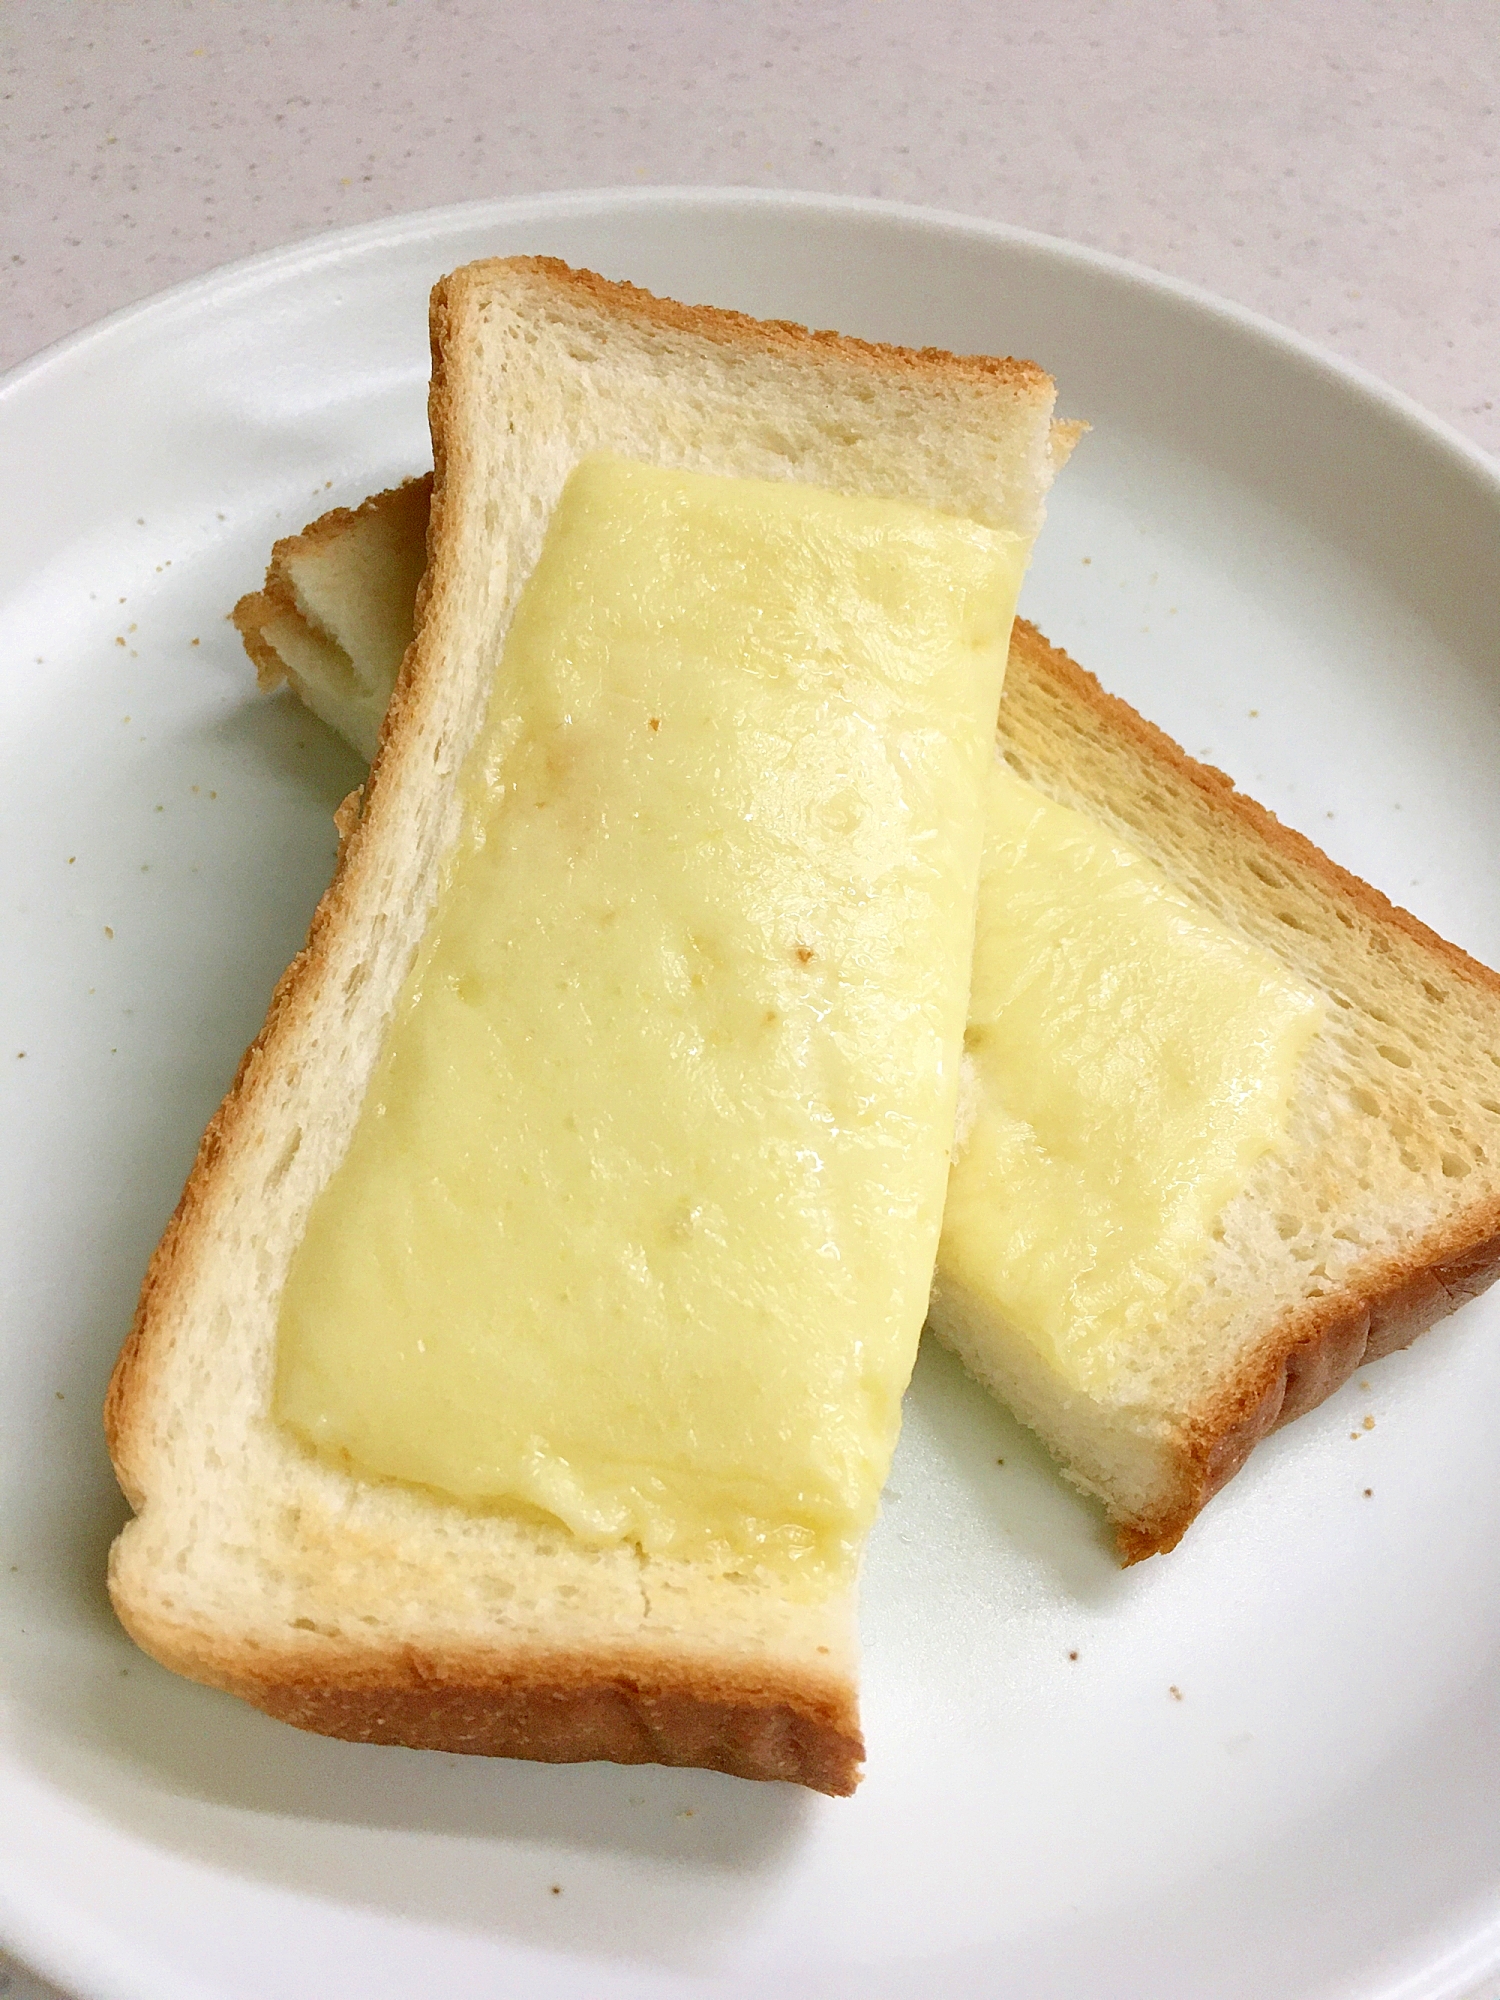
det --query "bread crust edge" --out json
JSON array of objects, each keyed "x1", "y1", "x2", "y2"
[
  {"x1": 1003, "y1": 627, "x2": 1500, "y2": 1563},
  {"x1": 450, "y1": 253, "x2": 1055, "y2": 397},
  {"x1": 1113, "y1": 1208, "x2": 1500, "y2": 1561},
  {"x1": 107, "y1": 1582, "x2": 864, "y2": 1794}
]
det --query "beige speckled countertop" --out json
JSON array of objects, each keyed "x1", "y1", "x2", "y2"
[
  {"x1": 3, "y1": 0, "x2": 1497, "y2": 455},
  {"x1": 1, "y1": 4, "x2": 1496, "y2": 1994}
]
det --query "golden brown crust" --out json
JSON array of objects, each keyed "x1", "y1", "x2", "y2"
[
  {"x1": 277, "y1": 476, "x2": 434, "y2": 560},
  {"x1": 229, "y1": 587, "x2": 291, "y2": 690},
  {"x1": 447, "y1": 254, "x2": 1054, "y2": 398},
  {"x1": 259, "y1": 1680, "x2": 861, "y2": 1792},
  {"x1": 1120, "y1": 1209, "x2": 1500, "y2": 1561},
  {"x1": 1008, "y1": 620, "x2": 1500, "y2": 1004},
  {"x1": 104, "y1": 936, "x2": 320, "y2": 1500},
  {"x1": 229, "y1": 476, "x2": 436, "y2": 691},
  {"x1": 111, "y1": 297, "x2": 468, "y2": 1499},
  {"x1": 1004, "y1": 625, "x2": 1500, "y2": 1563},
  {"x1": 110, "y1": 1595, "x2": 863, "y2": 1793}
]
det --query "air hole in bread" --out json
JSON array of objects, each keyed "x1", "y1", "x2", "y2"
[
  {"x1": 1350, "y1": 1085, "x2": 1382, "y2": 1117},
  {"x1": 1422, "y1": 981, "x2": 1447, "y2": 1005},
  {"x1": 1442, "y1": 1153, "x2": 1471, "y2": 1179},
  {"x1": 263, "y1": 1125, "x2": 302, "y2": 1195},
  {"x1": 1377, "y1": 1044, "x2": 1413, "y2": 1069},
  {"x1": 751, "y1": 425, "x2": 798, "y2": 461},
  {"x1": 1247, "y1": 859, "x2": 1281, "y2": 887},
  {"x1": 1429, "y1": 1097, "x2": 1456, "y2": 1118},
  {"x1": 1480, "y1": 1098, "x2": 1500, "y2": 1118},
  {"x1": 1277, "y1": 910, "x2": 1307, "y2": 932}
]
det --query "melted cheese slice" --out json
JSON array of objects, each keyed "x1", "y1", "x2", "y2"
[
  {"x1": 275, "y1": 453, "x2": 1029, "y2": 1577},
  {"x1": 940, "y1": 760, "x2": 1323, "y2": 1393}
]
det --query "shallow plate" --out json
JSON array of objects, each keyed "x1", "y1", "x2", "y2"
[{"x1": 3, "y1": 188, "x2": 1499, "y2": 2000}]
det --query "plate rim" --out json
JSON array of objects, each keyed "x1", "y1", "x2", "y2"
[{"x1": 3, "y1": 182, "x2": 1496, "y2": 502}]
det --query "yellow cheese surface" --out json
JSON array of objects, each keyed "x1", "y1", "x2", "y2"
[
  {"x1": 940, "y1": 761, "x2": 1323, "y2": 1392},
  {"x1": 275, "y1": 453, "x2": 1028, "y2": 1577}
]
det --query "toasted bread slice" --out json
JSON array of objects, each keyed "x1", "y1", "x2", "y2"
[
  {"x1": 233, "y1": 476, "x2": 432, "y2": 761},
  {"x1": 237, "y1": 482, "x2": 1500, "y2": 1563},
  {"x1": 108, "y1": 257, "x2": 1069, "y2": 1792},
  {"x1": 962, "y1": 624, "x2": 1500, "y2": 1557}
]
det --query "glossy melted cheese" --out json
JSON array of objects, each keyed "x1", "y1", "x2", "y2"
[
  {"x1": 940, "y1": 760, "x2": 1323, "y2": 1392},
  {"x1": 275, "y1": 453, "x2": 1029, "y2": 1578}
]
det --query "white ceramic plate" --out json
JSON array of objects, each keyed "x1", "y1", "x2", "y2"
[{"x1": 3, "y1": 189, "x2": 1499, "y2": 2000}]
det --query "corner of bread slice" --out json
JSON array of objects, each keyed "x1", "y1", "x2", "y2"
[
  {"x1": 107, "y1": 1438, "x2": 862, "y2": 1791},
  {"x1": 230, "y1": 476, "x2": 434, "y2": 760},
  {"x1": 934, "y1": 619, "x2": 1500, "y2": 1563},
  {"x1": 105, "y1": 1110, "x2": 861, "y2": 1790},
  {"x1": 108, "y1": 258, "x2": 1072, "y2": 1789}
]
